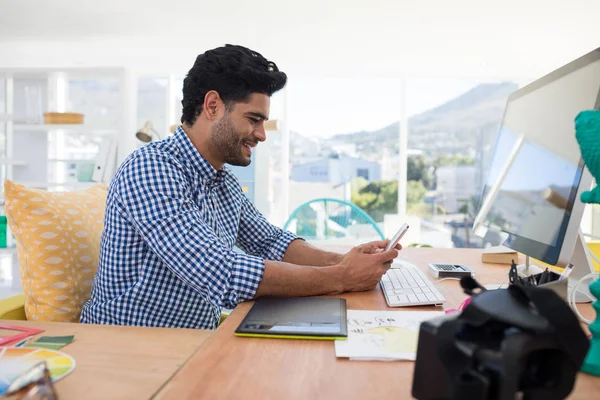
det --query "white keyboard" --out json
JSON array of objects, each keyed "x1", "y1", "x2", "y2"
[{"x1": 381, "y1": 263, "x2": 446, "y2": 307}]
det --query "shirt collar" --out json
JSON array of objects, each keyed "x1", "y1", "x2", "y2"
[{"x1": 173, "y1": 126, "x2": 227, "y2": 186}]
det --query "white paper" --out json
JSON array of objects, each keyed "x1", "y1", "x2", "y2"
[{"x1": 335, "y1": 310, "x2": 444, "y2": 361}]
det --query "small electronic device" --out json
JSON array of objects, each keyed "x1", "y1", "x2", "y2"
[
  {"x1": 234, "y1": 297, "x2": 348, "y2": 340},
  {"x1": 428, "y1": 263, "x2": 474, "y2": 279},
  {"x1": 385, "y1": 223, "x2": 409, "y2": 251}
]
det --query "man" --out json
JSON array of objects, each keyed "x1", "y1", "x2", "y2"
[{"x1": 81, "y1": 45, "x2": 400, "y2": 329}]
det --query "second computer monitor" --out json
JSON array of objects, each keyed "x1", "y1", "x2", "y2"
[{"x1": 473, "y1": 48, "x2": 600, "y2": 267}]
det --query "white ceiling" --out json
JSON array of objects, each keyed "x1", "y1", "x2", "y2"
[{"x1": 0, "y1": 0, "x2": 599, "y2": 78}]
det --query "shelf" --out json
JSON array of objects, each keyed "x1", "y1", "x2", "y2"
[
  {"x1": 14, "y1": 181, "x2": 101, "y2": 189},
  {"x1": 0, "y1": 114, "x2": 13, "y2": 122},
  {"x1": 0, "y1": 158, "x2": 26, "y2": 166},
  {"x1": 13, "y1": 124, "x2": 118, "y2": 135}
]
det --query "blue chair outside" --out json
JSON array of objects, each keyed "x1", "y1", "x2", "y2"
[{"x1": 283, "y1": 198, "x2": 384, "y2": 241}]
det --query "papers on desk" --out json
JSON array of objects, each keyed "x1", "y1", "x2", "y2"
[{"x1": 334, "y1": 310, "x2": 444, "y2": 361}]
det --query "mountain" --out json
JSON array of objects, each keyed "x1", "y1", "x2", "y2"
[
  {"x1": 327, "y1": 82, "x2": 519, "y2": 157},
  {"x1": 409, "y1": 82, "x2": 517, "y2": 146},
  {"x1": 416, "y1": 82, "x2": 516, "y2": 118}
]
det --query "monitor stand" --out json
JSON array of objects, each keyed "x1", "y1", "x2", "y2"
[
  {"x1": 568, "y1": 230, "x2": 596, "y2": 303},
  {"x1": 517, "y1": 230, "x2": 595, "y2": 303}
]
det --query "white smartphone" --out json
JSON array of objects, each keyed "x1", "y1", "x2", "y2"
[{"x1": 385, "y1": 223, "x2": 410, "y2": 251}]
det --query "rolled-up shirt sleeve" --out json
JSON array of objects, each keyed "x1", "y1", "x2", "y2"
[
  {"x1": 236, "y1": 194, "x2": 299, "y2": 261},
  {"x1": 220, "y1": 195, "x2": 298, "y2": 308},
  {"x1": 116, "y1": 153, "x2": 265, "y2": 311}
]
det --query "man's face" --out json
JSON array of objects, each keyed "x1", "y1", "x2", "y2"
[{"x1": 210, "y1": 93, "x2": 270, "y2": 167}]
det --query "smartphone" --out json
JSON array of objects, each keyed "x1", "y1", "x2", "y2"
[{"x1": 385, "y1": 223, "x2": 410, "y2": 251}]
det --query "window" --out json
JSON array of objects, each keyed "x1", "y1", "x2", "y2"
[
  {"x1": 281, "y1": 78, "x2": 401, "y2": 242},
  {"x1": 137, "y1": 77, "x2": 168, "y2": 140},
  {"x1": 68, "y1": 77, "x2": 120, "y2": 128},
  {"x1": 280, "y1": 77, "x2": 523, "y2": 247},
  {"x1": 356, "y1": 168, "x2": 369, "y2": 180},
  {"x1": 406, "y1": 79, "x2": 520, "y2": 248},
  {"x1": 0, "y1": 78, "x2": 5, "y2": 156},
  {"x1": 136, "y1": 75, "x2": 184, "y2": 144},
  {"x1": 0, "y1": 78, "x2": 5, "y2": 181}
]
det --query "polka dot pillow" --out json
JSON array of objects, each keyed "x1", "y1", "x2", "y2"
[{"x1": 4, "y1": 180, "x2": 107, "y2": 322}]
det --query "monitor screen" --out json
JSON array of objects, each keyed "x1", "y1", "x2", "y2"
[{"x1": 474, "y1": 50, "x2": 600, "y2": 265}]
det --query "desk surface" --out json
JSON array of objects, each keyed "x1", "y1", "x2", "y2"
[
  {"x1": 0, "y1": 320, "x2": 212, "y2": 400},
  {"x1": 157, "y1": 248, "x2": 600, "y2": 400}
]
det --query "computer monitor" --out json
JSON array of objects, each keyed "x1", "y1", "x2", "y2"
[{"x1": 473, "y1": 48, "x2": 600, "y2": 298}]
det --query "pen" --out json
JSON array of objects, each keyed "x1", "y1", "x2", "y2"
[{"x1": 559, "y1": 263, "x2": 574, "y2": 281}]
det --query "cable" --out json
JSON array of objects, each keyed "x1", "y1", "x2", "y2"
[
  {"x1": 433, "y1": 275, "x2": 511, "y2": 288},
  {"x1": 581, "y1": 232, "x2": 600, "y2": 241},
  {"x1": 433, "y1": 277, "x2": 461, "y2": 285},
  {"x1": 565, "y1": 234, "x2": 600, "y2": 321},
  {"x1": 497, "y1": 275, "x2": 510, "y2": 288},
  {"x1": 578, "y1": 231, "x2": 600, "y2": 266},
  {"x1": 568, "y1": 272, "x2": 599, "y2": 325},
  {"x1": 572, "y1": 286, "x2": 597, "y2": 303}
]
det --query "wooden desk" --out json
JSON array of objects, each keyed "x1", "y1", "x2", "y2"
[
  {"x1": 0, "y1": 320, "x2": 212, "y2": 399},
  {"x1": 157, "y1": 248, "x2": 600, "y2": 400}
]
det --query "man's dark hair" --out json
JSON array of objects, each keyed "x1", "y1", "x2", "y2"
[{"x1": 181, "y1": 44, "x2": 287, "y2": 125}]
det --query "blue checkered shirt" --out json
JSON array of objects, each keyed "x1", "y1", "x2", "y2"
[{"x1": 80, "y1": 126, "x2": 297, "y2": 329}]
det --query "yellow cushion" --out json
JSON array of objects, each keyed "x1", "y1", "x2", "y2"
[
  {"x1": 4, "y1": 180, "x2": 107, "y2": 322},
  {"x1": 0, "y1": 293, "x2": 26, "y2": 320}
]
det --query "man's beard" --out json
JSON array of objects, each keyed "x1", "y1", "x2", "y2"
[{"x1": 211, "y1": 114, "x2": 254, "y2": 167}]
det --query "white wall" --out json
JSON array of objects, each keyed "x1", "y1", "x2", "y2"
[{"x1": 1, "y1": 0, "x2": 600, "y2": 79}]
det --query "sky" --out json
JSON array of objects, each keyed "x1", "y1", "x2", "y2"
[{"x1": 268, "y1": 77, "x2": 489, "y2": 138}]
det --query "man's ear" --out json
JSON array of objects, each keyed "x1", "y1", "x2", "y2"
[{"x1": 203, "y1": 91, "x2": 221, "y2": 120}]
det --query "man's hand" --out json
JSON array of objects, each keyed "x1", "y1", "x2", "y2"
[{"x1": 335, "y1": 240, "x2": 400, "y2": 292}]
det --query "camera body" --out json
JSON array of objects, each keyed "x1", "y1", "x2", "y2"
[{"x1": 412, "y1": 282, "x2": 589, "y2": 400}]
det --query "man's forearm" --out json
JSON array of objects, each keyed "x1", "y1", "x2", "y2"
[
  {"x1": 281, "y1": 239, "x2": 343, "y2": 267},
  {"x1": 254, "y1": 260, "x2": 343, "y2": 298}
]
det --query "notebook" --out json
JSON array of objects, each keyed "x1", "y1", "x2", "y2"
[
  {"x1": 481, "y1": 245, "x2": 518, "y2": 265},
  {"x1": 234, "y1": 297, "x2": 348, "y2": 340}
]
